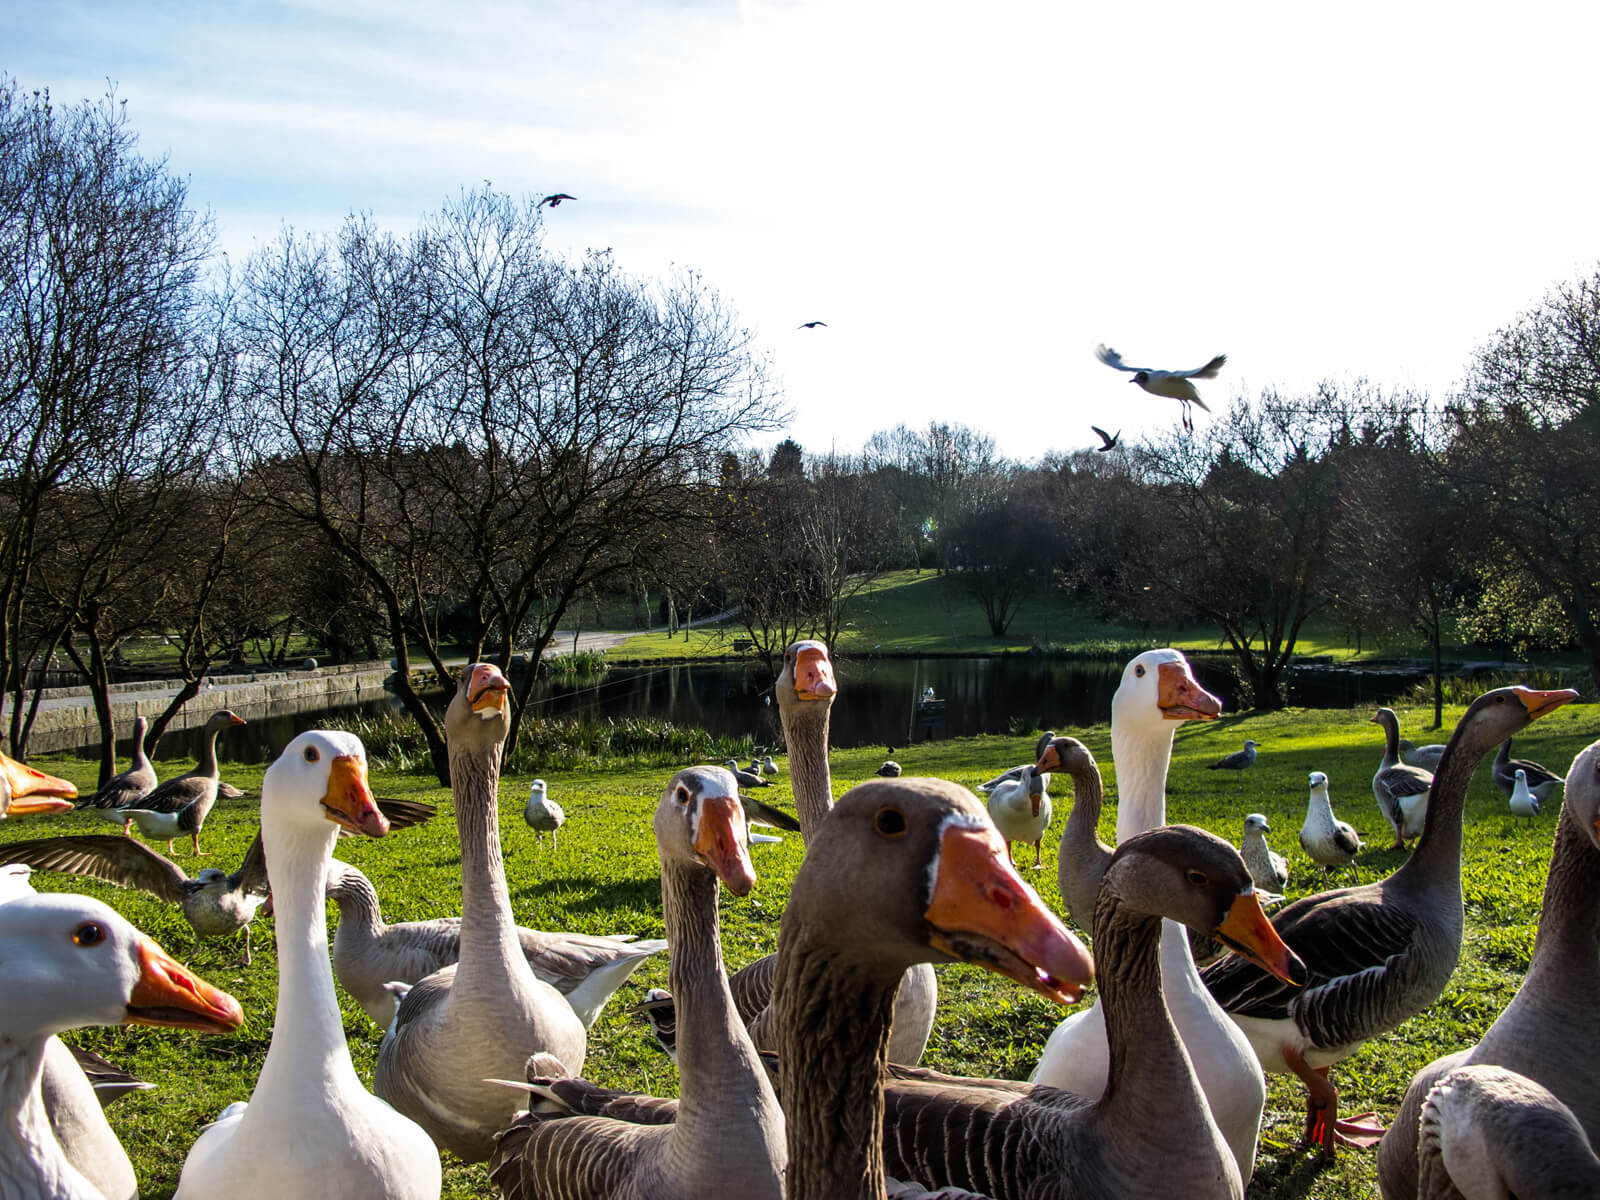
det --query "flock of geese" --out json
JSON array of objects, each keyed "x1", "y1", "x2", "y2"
[{"x1": 1, "y1": 643, "x2": 1596, "y2": 1199}]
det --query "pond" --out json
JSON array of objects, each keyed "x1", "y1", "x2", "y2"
[{"x1": 73, "y1": 653, "x2": 1431, "y2": 766}]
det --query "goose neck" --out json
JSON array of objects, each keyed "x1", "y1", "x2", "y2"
[
  {"x1": 0, "y1": 1036, "x2": 79, "y2": 1198},
  {"x1": 1064, "y1": 768, "x2": 1104, "y2": 838},
  {"x1": 1377, "y1": 711, "x2": 1401, "y2": 765},
  {"x1": 1111, "y1": 721, "x2": 1173, "y2": 843},
  {"x1": 1091, "y1": 895, "x2": 1193, "y2": 1122},
  {"x1": 332, "y1": 870, "x2": 384, "y2": 939},
  {"x1": 1528, "y1": 806, "x2": 1600, "y2": 973},
  {"x1": 195, "y1": 725, "x2": 222, "y2": 779},
  {"x1": 783, "y1": 705, "x2": 834, "y2": 843},
  {"x1": 1400, "y1": 721, "x2": 1497, "y2": 889},
  {"x1": 451, "y1": 743, "x2": 523, "y2": 971}
]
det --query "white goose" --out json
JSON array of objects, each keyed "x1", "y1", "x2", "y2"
[
  {"x1": 0, "y1": 891, "x2": 243, "y2": 1200},
  {"x1": 1029, "y1": 648, "x2": 1269, "y2": 1184},
  {"x1": 985, "y1": 766, "x2": 1052, "y2": 869},
  {"x1": 175, "y1": 731, "x2": 441, "y2": 1200}
]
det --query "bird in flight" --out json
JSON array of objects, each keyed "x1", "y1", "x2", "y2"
[
  {"x1": 1091, "y1": 425, "x2": 1121, "y2": 452},
  {"x1": 538, "y1": 193, "x2": 577, "y2": 209},
  {"x1": 797, "y1": 320, "x2": 828, "y2": 329},
  {"x1": 1094, "y1": 344, "x2": 1226, "y2": 432}
]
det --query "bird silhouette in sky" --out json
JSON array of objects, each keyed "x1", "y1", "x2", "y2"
[
  {"x1": 1091, "y1": 425, "x2": 1121, "y2": 452},
  {"x1": 1095, "y1": 344, "x2": 1227, "y2": 431},
  {"x1": 797, "y1": 320, "x2": 827, "y2": 329},
  {"x1": 538, "y1": 193, "x2": 577, "y2": 209}
]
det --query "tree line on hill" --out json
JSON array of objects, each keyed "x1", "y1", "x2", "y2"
[{"x1": 3, "y1": 79, "x2": 1597, "y2": 786}]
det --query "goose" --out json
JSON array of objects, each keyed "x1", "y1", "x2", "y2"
[
  {"x1": 175, "y1": 729, "x2": 441, "y2": 1199},
  {"x1": 879, "y1": 824, "x2": 1307, "y2": 1200},
  {"x1": 1299, "y1": 771, "x2": 1363, "y2": 882},
  {"x1": 724, "y1": 758, "x2": 772, "y2": 789},
  {"x1": 985, "y1": 765, "x2": 1052, "y2": 869},
  {"x1": 1508, "y1": 768, "x2": 1540, "y2": 823},
  {"x1": 1207, "y1": 740, "x2": 1259, "y2": 771},
  {"x1": 0, "y1": 749, "x2": 77, "y2": 820},
  {"x1": 1415, "y1": 1065, "x2": 1600, "y2": 1199},
  {"x1": 1377, "y1": 736, "x2": 1600, "y2": 1198},
  {"x1": 119, "y1": 709, "x2": 246, "y2": 854},
  {"x1": 1241, "y1": 812, "x2": 1290, "y2": 893},
  {"x1": 976, "y1": 735, "x2": 1053, "y2": 794},
  {"x1": 1202, "y1": 685, "x2": 1579, "y2": 1161},
  {"x1": 1492, "y1": 736, "x2": 1564, "y2": 803},
  {"x1": 374, "y1": 663, "x2": 586, "y2": 1162},
  {"x1": 523, "y1": 777, "x2": 565, "y2": 846},
  {"x1": 73, "y1": 715, "x2": 156, "y2": 833},
  {"x1": 1371, "y1": 707, "x2": 1433, "y2": 848},
  {"x1": 0, "y1": 891, "x2": 244, "y2": 1200},
  {"x1": 508, "y1": 778, "x2": 1098, "y2": 1200},
  {"x1": 1029, "y1": 649, "x2": 1271, "y2": 1183},
  {"x1": 324, "y1": 857, "x2": 667, "y2": 1028},
  {"x1": 1035, "y1": 735, "x2": 1111, "y2": 931},
  {"x1": 1400, "y1": 738, "x2": 1447, "y2": 773},
  {"x1": 62, "y1": 1045, "x2": 151, "y2": 1106},
  {"x1": 488, "y1": 764, "x2": 785, "y2": 1199},
  {"x1": 0, "y1": 831, "x2": 269, "y2": 963}
]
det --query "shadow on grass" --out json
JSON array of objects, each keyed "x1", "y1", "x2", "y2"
[
  {"x1": 1251, "y1": 1148, "x2": 1345, "y2": 1198},
  {"x1": 510, "y1": 873, "x2": 661, "y2": 913}
]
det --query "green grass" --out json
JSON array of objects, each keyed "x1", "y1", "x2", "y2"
[{"x1": 7, "y1": 697, "x2": 1599, "y2": 1199}]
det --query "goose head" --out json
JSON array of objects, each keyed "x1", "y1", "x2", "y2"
[
  {"x1": 448, "y1": 661, "x2": 512, "y2": 749},
  {"x1": 1369, "y1": 707, "x2": 1398, "y2": 731},
  {"x1": 1442, "y1": 686, "x2": 1579, "y2": 769},
  {"x1": 1035, "y1": 735, "x2": 1095, "y2": 778},
  {"x1": 206, "y1": 709, "x2": 248, "y2": 733},
  {"x1": 795, "y1": 777, "x2": 1095, "y2": 1003},
  {"x1": 0, "y1": 750, "x2": 76, "y2": 819},
  {"x1": 265, "y1": 730, "x2": 388, "y2": 839},
  {"x1": 655, "y1": 765, "x2": 757, "y2": 895},
  {"x1": 778, "y1": 640, "x2": 837, "y2": 706},
  {"x1": 1105, "y1": 825, "x2": 1305, "y2": 985},
  {"x1": 1112, "y1": 648, "x2": 1222, "y2": 732},
  {"x1": 0, "y1": 892, "x2": 244, "y2": 1041},
  {"x1": 1566, "y1": 739, "x2": 1600, "y2": 852}
]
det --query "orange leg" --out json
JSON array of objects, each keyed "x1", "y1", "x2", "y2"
[
  {"x1": 1282, "y1": 1046, "x2": 1386, "y2": 1161},
  {"x1": 192, "y1": 831, "x2": 205, "y2": 856}
]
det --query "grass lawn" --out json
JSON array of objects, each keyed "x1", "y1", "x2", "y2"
[{"x1": 7, "y1": 694, "x2": 1599, "y2": 1199}]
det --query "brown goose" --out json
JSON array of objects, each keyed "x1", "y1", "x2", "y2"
[
  {"x1": 325, "y1": 857, "x2": 667, "y2": 1028},
  {"x1": 1202, "y1": 685, "x2": 1579, "y2": 1160},
  {"x1": 1492, "y1": 736, "x2": 1564, "y2": 803},
  {"x1": 489, "y1": 765, "x2": 785, "y2": 1200},
  {"x1": 74, "y1": 715, "x2": 157, "y2": 833},
  {"x1": 1371, "y1": 708, "x2": 1433, "y2": 849},
  {"x1": 879, "y1": 824, "x2": 1305, "y2": 1199},
  {"x1": 120, "y1": 709, "x2": 245, "y2": 854},
  {"x1": 1378, "y1": 735, "x2": 1600, "y2": 1198},
  {"x1": 1414, "y1": 1065, "x2": 1600, "y2": 1199},
  {"x1": 1035, "y1": 735, "x2": 1111, "y2": 931},
  {"x1": 374, "y1": 663, "x2": 586, "y2": 1162}
]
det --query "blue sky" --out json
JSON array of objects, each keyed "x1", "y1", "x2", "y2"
[{"x1": 7, "y1": 1, "x2": 1600, "y2": 459}]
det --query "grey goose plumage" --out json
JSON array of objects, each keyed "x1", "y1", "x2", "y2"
[
  {"x1": 1202, "y1": 685, "x2": 1579, "y2": 1160},
  {"x1": 1035, "y1": 735, "x2": 1111, "y2": 931},
  {"x1": 1371, "y1": 708, "x2": 1433, "y2": 849},
  {"x1": 1492, "y1": 736, "x2": 1564, "y2": 803},
  {"x1": 119, "y1": 709, "x2": 245, "y2": 854},
  {"x1": 1377, "y1": 735, "x2": 1600, "y2": 1198},
  {"x1": 74, "y1": 715, "x2": 157, "y2": 833}
]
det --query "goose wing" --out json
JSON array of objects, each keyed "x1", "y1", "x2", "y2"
[
  {"x1": 0, "y1": 833, "x2": 190, "y2": 902},
  {"x1": 229, "y1": 832, "x2": 270, "y2": 895},
  {"x1": 129, "y1": 772, "x2": 210, "y2": 814}
]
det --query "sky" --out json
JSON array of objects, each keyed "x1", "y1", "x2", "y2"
[{"x1": 6, "y1": 0, "x2": 1600, "y2": 461}]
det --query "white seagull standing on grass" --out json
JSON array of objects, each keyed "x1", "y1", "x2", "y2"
[{"x1": 1095, "y1": 344, "x2": 1227, "y2": 431}]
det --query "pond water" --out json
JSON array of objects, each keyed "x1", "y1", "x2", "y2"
[{"x1": 76, "y1": 653, "x2": 1430, "y2": 766}]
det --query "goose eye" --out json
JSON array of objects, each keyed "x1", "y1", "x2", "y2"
[
  {"x1": 873, "y1": 807, "x2": 908, "y2": 838},
  {"x1": 303, "y1": 746, "x2": 320, "y2": 763},
  {"x1": 1185, "y1": 870, "x2": 1209, "y2": 887},
  {"x1": 675, "y1": 786, "x2": 691, "y2": 806},
  {"x1": 73, "y1": 922, "x2": 106, "y2": 947},
  {"x1": 1134, "y1": 664, "x2": 1146, "y2": 678}
]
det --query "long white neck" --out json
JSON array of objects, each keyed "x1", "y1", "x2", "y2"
[
  {"x1": 1112, "y1": 717, "x2": 1175, "y2": 844},
  {"x1": 0, "y1": 1036, "x2": 96, "y2": 1199},
  {"x1": 253, "y1": 819, "x2": 363, "y2": 1107}
]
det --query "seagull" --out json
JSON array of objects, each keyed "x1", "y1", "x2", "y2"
[
  {"x1": 1095, "y1": 344, "x2": 1227, "y2": 431},
  {"x1": 538, "y1": 193, "x2": 576, "y2": 208},
  {"x1": 523, "y1": 778, "x2": 565, "y2": 847},
  {"x1": 1208, "y1": 739, "x2": 1260, "y2": 771},
  {"x1": 1091, "y1": 425, "x2": 1121, "y2": 452},
  {"x1": 797, "y1": 320, "x2": 827, "y2": 329}
]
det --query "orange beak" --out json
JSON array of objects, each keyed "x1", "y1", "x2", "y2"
[
  {"x1": 1515, "y1": 687, "x2": 1580, "y2": 721},
  {"x1": 925, "y1": 822, "x2": 1095, "y2": 1005},
  {"x1": 1027, "y1": 771, "x2": 1043, "y2": 818},
  {"x1": 693, "y1": 793, "x2": 757, "y2": 897},
  {"x1": 320, "y1": 754, "x2": 388, "y2": 838},
  {"x1": 126, "y1": 939, "x2": 245, "y2": 1032},
  {"x1": 1, "y1": 752, "x2": 77, "y2": 815},
  {"x1": 1035, "y1": 740, "x2": 1062, "y2": 774},
  {"x1": 792, "y1": 644, "x2": 837, "y2": 701},
  {"x1": 1215, "y1": 892, "x2": 1306, "y2": 986},
  {"x1": 1158, "y1": 660, "x2": 1222, "y2": 721},
  {"x1": 467, "y1": 663, "x2": 510, "y2": 712}
]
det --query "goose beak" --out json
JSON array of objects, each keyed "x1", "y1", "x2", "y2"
[
  {"x1": 126, "y1": 939, "x2": 245, "y2": 1032},
  {"x1": 0, "y1": 752, "x2": 77, "y2": 814},
  {"x1": 693, "y1": 793, "x2": 757, "y2": 897},
  {"x1": 321, "y1": 755, "x2": 389, "y2": 838},
  {"x1": 924, "y1": 823, "x2": 1094, "y2": 1005},
  {"x1": 467, "y1": 663, "x2": 510, "y2": 713},
  {"x1": 1034, "y1": 741, "x2": 1062, "y2": 774},
  {"x1": 1027, "y1": 773, "x2": 1043, "y2": 818},
  {"x1": 1216, "y1": 892, "x2": 1305, "y2": 987},
  {"x1": 1514, "y1": 687, "x2": 1580, "y2": 720},
  {"x1": 1158, "y1": 661, "x2": 1222, "y2": 721},
  {"x1": 792, "y1": 645, "x2": 836, "y2": 701}
]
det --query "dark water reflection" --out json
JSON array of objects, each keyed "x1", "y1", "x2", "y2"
[{"x1": 72, "y1": 655, "x2": 1429, "y2": 764}]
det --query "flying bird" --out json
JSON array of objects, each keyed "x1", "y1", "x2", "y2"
[
  {"x1": 537, "y1": 193, "x2": 576, "y2": 209},
  {"x1": 1091, "y1": 425, "x2": 1121, "y2": 452},
  {"x1": 797, "y1": 320, "x2": 827, "y2": 329},
  {"x1": 1095, "y1": 344, "x2": 1227, "y2": 431}
]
